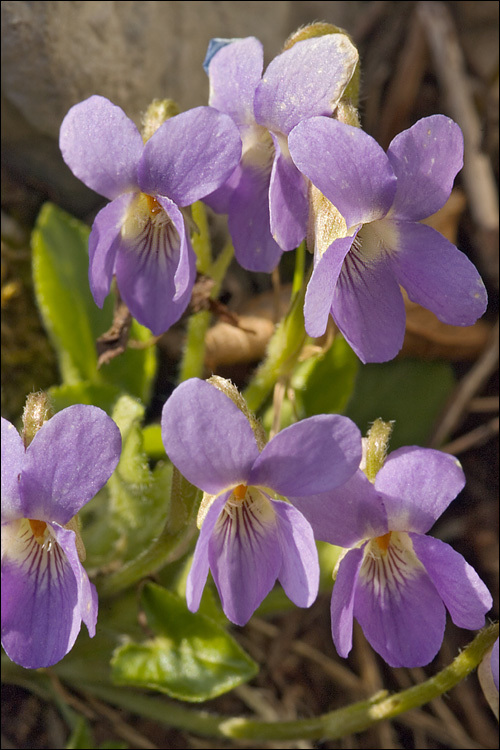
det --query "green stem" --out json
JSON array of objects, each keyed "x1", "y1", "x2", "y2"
[
  {"x1": 190, "y1": 201, "x2": 212, "y2": 275},
  {"x1": 178, "y1": 239, "x2": 235, "y2": 382},
  {"x1": 178, "y1": 309, "x2": 212, "y2": 382},
  {"x1": 291, "y1": 241, "x2": 306, "y2": 296},
  {"x1": 74, "y1": 623, "x2": 497, "y2": 742},
  {"x1": 243, "y1": 284, "x2": 307, "y2": 413}
]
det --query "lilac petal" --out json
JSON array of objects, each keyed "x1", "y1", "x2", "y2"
[
  {"x1": 354, "y1": 542, "x2": 446, "y2": 667},
  {"x1": 387, "y1": 115, "x2": 463, "y2": 221},
  {"x1": 203, "y1": 164, "x2": 242, "y2": 214},
  {"x1": 289, "y1": 117, "x2": 397, "y2": 229},
  {"x1": 1, "y1": 418, "x2": 24, "y2": 521},
  {"x1": 410, "y1": 533, "x2": 492, "y2": 629},
  {"x1": 161, "y1": 378, "x2": 260, "y2": 495},
  {"x1": 255, "y1": 35, "x2": 358, "y2": 135},
  {"x1": 156, "y1": 196, "x2": 196, "y2": 303},
  {"x1": 249, "y1": 414, "x2": 361, "y2": 496},
  {"x1": 375, "y1": 447, "x2": 465, "y2": 533},
  {"x1": 89, "y1": 193, "x2": 135, "y2": 307},
  {"x1": 138, "y1": 107, "x2": 241, "y2": 207},
  {"x1": 1, "y1": 523, "x2": 91, "y2": 668},
  {"x1": 53, "y1": 524, "x2": 98, "y2": 637},
  {"x1": 227, "y1": 161, "x2": 283, "y2": 272},
  {"x1": 330, "y1": 546, "x2": 365, "y2": 658},
  {"x1": 304, "y1": 236, "x2": 354, "y2": 338},
  {"x1": 332, "y1": 246, "x2": 406, "y2": 363},
  {"x1": 114, "y1": 195, "x2": 196, "y2": 335},
  {"x1": 186, "y1": 494, "x2": 227, "y2": 614},
  {"x1": 204, "y1": 38, "x2": 246, "y2": 74},
  {"x1": 268, "y1": 136, "x2": 308, "y2": 251},
  {"x1": 273, "y1": 500, "x2": 319, "y2": 607},
  {"x1": 387, "y1": 221, "x2": 488, "y2": 326},
  {"x1": 207, "y1": 37, "x2": 263, "y2": 126},
  {"x1": 208, "y1": 490, "x2": 281, "y2": 625},
  {"x1": 19, "y1": 405, "x2": 121, "y2": 525},
  {"x1": 289, "y1": 470, "x2": 388, "y2": 547},
  {"x1": 59, "y1": 95, "x2": 142, "y2": 200}
]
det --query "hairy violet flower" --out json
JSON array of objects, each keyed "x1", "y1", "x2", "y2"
[
  {"x1": 203, "y1": 34, "x2": 358, "y2": 271},
  {"x1": 290, "y1": 446, "x2": 493, "y2": 667},
  {"x1": 288, "y1": 115, "x2": 488, "y2": 362},
  {"x1": 1, "y1": 406, "x2": 121, "y2": 668},
  {"x1": 161, "y1": 378, "x2": 362, "y2": 625},
  {"x1": 60, "y1": 96, "x2": 241, "y2": 334}
]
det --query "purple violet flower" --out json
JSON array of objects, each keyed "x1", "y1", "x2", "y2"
[
  {"x1": 288, "y1": 115, "x2": 488, "y2": 362},
  {"x1": 203, "y1": 34, "x2": 358, "y2": 272},
  {"x1": 59, "y1": 96, "x2": 241, "y2": 334},
  {"x1": 290, "y1": 446, "x2": 493, "y2": 667},
  {"x1": 1, "y1": 406, "x2": 121, "y2": 668},
  {"x1": 161, "y1": 378, "x2": 362, "y2": 626}
]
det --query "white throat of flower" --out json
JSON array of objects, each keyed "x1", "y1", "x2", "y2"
[
  {"x1": 3, "y1": 519, "x2": 66, "y2": 592},
  {"x1": 351, "y1": 218, "x2": 398, "y2": 263},
  {"x1": 197, "y1": 483, "x2": 276, "y2": 530},
  {"x1": 121, "y1": 193, "x2": 181, "y2": 268},
  {"x1": 240, "y1": 123, "x2": 274, "y2": 172},
  {"x1": 359, "y1": 531, "x2": 425, "y2": 602},
  {"x1": 214, "y1": 484, "x2": 276, "y2": 543}
]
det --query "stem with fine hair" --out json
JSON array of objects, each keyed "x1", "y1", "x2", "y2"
[{"x1": 60, "y1": 623, "x2": 498, "y2": 742}]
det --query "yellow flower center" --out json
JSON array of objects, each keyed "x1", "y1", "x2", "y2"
[
  {"x1": 28, "y1": 519, "x2": 47, "y2": 543},
  {"x1": 232, "y1": 484, "x2": 248, "y2": 501},
  {"x1": 146, "y1": 195, "x2": 163, "y2": 216},
  {"x1": 374, "y1": 531, "x2": 392, "y2": 553}
]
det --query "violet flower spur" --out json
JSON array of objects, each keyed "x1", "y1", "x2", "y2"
[
  {"x1": 161, "y1": 378, "x2": 362, "y2": 626},
  {"x1": 1, "y1": 406, "x2": 121, "y2": 669},
  {"x1": 203, "y1": 33, "x2": 358, "y2": 272},
  {"x1": 289, "y1": 446, "x2": 493, "y2": 667},
  {"x1": 59, "y1": 96, "x2": 241, "y2": 335},
  {"x1": 288, "y1": 115, "x2": 488, "y2": 362}
]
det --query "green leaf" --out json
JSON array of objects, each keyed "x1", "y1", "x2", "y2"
[
  {"x1": 345, "y1": 358, "x2": 455, "y2": 448},
  {"x1": 103, "y1": 318, "x2": 157, "y2": 405},
  {"x1": 31, "y1": 202, "x2": 156, "y2": 402},
  {"x1": 262, "y1": 336, "x2": 359, "y2": 432},
  {"x1": 104, "y1": 395, "x2": 171, "y2": 561},
  {"x1": 142, "y1": 423, "x2": 166, "y2": 460},
  {"x1": 32, "y1": 202, "x2": 101, "y2": 383},
  {"x1": 111, "y1": 583, "x2": 258, "y2": 702},
  {"x1": 295, "y1": 336, "x2": 359, "y2": 417},
  {"x1": 48, "y1": 381, "x2": 122, "y2": 415},
  {"x1": 79, "y1": 395, "x2": 172, "y2": 571},
  {"x1": 317, "y1": 541, "x2": 345, "y2": 591}
]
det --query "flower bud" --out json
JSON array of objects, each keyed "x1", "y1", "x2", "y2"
[
  {"x1": 283, "y1": 22, "x2": 360, "y2": 111},
  {"x1": 141, "y1": 98, "x2": 180, "y2": 142},
  {"x1": 21, "y1": 391, "x2": 54, "y2": 448},
  {"x1": 363, "y1": 418, "x2": 394, "y2": 483},
  {"x1": 207, "y1": 376, "x2": 267, "y2": 451}
]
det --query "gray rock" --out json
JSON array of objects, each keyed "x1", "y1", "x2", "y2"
[{"x1": 1, "y1": 0, "x2": 362, "y2": 216}]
